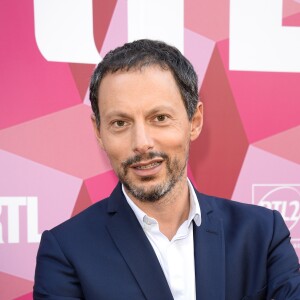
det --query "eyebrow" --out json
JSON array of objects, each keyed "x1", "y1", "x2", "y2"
[
  {"x1": 103, "y1": 104, "x2": 177, "y2": 120},
  {"x1": 147, "y1": 105, "x2": 177, "y2": 114},
  {"x1": 103, "y1": 111, "x2": 131, "y2": 120}
]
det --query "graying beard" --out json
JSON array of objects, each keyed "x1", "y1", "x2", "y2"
[
  {"x1": 119, "y1": 149, "x2": 188, "y2": 203},
  {"x1": 124, "y1": 178, "x2": 176, "y2": 202},
  {"x1": 122, "y1": 158, "x2": 185, "y2": 202}
]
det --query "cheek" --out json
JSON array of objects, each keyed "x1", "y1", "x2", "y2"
[
  {"x1": 101, "y1": 141, "x2": 120, "y2": 162},
  {"x1": 106, "y1": 149, "x2": 123, "y2": 164},
  {"x1": 161, "y1": 131, "x2": 190, "y2": 151},
  {"x1": 102, "y1": 140, "x2": 131, "y2": 169},
  {"x1": 101, "y1": 130, "x2": 131, "y2": 151}
]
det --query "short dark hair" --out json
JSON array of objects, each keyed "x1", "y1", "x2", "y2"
[{"x1": 89, "y1": 39, "x2": 199, "y2": 128}]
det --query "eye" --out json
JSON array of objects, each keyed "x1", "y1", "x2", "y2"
[
  {"x1": 155, "y1": 115, "x2": 168, "y2": 122},
  {"x1": 112, "y1": 120, "x2": 127, "y2": 128}
]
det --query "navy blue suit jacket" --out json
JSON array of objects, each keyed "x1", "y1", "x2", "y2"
[{"x1": 34, "y1": 183, "x2": 300, "y2": 299}]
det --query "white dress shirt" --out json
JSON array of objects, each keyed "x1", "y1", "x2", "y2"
[{"x1": 122, "y1": 179, "x2": 201, "y2": 300}]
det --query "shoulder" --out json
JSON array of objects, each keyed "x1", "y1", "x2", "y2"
[
  {"x1": 50, "y1": 197, "x2": 110, "y2": 238},
  {"x1": 37, "y1": 197, "x2": 113, "y2": 262},
  {"x1": 43, "y1": 183, "x2": 125, "y2": 247},
  {"x1": 198, "y1": 192, "x2": 272, "y2": 215},
  {"x1": 198, "y1": 193, "x2": 293, "y2": 253},
  {"x1": 197, "y1": 192, "x2": 280, "y2": 232}
]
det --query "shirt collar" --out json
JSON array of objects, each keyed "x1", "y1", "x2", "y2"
[
  {"x1": 122, "y1": 178, "x2": 201, "y2": 228},
  {"x1": 187, "y1": 178, "x2": 201, "y2": 227}
]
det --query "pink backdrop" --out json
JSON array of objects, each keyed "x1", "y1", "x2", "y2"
[{"x1": 0, "y1": 0, "x2": 300, "y2": 298}]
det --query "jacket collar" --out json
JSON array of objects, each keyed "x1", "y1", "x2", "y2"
[
  {"x1": 106, "y1": 183, "x2": 225, "y2": 300},
  {"x1": 106, "y1": 183, "x2": 174, "y2": 300},
  {"x1": 194, "y1": 191, "x2": 225, "y2": 300}
]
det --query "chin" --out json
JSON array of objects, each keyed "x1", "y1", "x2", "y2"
[{"x1": 123, "y1": 178, "x2": 176, "y2": 203}]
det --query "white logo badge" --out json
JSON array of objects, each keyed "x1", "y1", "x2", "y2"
[{"x1": 252, "y1": 184, "x2": 300, "y2": 249}]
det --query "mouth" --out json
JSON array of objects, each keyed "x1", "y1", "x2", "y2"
[
  {"x1": 131, "y1": 159, "x2": 163, "y2": 169},
  {"x1": 129, "y1": 159, "x2": 164, "y2": 176}
]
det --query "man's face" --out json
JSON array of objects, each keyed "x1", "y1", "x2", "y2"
[{"x1": 94, "y1": 66, "x2": 202, "y2": 202}]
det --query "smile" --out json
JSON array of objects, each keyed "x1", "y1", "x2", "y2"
[
  {"x1": 129, "y1": 159, "x2": 164, "y2": 177},
  {"x1": 134, "y1": 162, "x2": 161, "y2": 170}
]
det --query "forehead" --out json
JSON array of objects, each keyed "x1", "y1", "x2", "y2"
[
  {"x1": 100, "y1": 64, "x2": 177, "y2": 90},
  {"x1": 97, "y1": 66, "x2": 184, "y2": 111}
]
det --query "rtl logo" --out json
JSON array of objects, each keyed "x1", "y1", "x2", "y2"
[
  {"x1": 0, "y1": 197, "x2": 41, "y2": 244},
  {"x1": 252, "y1": 184, "x2": 300, "y2": 235}
]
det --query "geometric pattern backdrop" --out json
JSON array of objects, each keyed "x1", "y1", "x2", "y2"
[{"x1": 1, "y1": 0, "x2": 300, "y2": 298}]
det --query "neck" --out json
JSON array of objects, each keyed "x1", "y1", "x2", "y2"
[{"x1": 128, "y1": 177, "x2": 190, "y2": 240}]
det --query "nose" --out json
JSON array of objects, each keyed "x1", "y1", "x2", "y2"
[{"x1": 132, "y1": 123, "x2": 154, "y2": 154}]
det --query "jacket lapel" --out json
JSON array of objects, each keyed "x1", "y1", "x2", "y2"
[
  {"x1": 194, "y1": 192, "x2": 225, "y2": 300},
  {"x1": 106, "y1": 184, "x2": 174, "y2": 300}
]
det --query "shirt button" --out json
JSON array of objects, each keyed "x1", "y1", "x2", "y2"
[{"x1": 144, "y1": 217, "x2": 152, "y2": 225}]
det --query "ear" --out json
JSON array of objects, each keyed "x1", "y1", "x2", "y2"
[
  {"x1": 91, "y1": 114, "x2": 105, "y2": 150},
  {"x1": 190, "y1": 102, "x2": 203, "y2": 142}
]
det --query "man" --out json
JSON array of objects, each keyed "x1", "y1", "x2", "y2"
[{"x1": 34, "y1": 39, "x2": 300, "y2": 299}]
